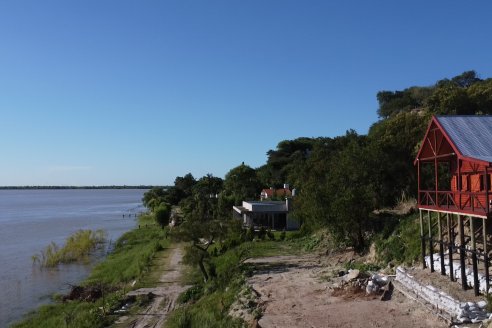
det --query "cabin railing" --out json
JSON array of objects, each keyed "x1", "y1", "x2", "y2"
[{"x1": 418, "y1": 190, "x2": 490, "y2": 216}]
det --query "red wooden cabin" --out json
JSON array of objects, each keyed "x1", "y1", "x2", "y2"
[
  {"x1": 415, "y1": 115, "x2": 492, "y2": 295},
  {"x1": 416, "y1": 115, "x2": 492, "y2": 218}
]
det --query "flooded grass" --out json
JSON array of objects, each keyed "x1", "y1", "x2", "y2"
[
  {"x1": 13, "y1": 216, "x2": 169, "y2": 328},
  {"x1": 32, "y1": 229, "x2": 106, "y2": 267}
]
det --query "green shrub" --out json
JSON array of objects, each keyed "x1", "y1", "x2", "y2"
[
  {"x1": 374, "y1": 213, "x2": 421, "y2": 265},
  {"x1": 245, "y1": 226, "x2": 254, "y2": 241},
  {"x1": 178, "y1": 286, "x2": 204, "y2": 304},
  {"x1": 344, "y1": 261, "x2": 380, "y2": 273},
  {"x1": 258, "y1": 226, "x2": 266, "y2": 240},
  {"x1": 154, "y1": 203, "x2": 171, "y2": 228}
]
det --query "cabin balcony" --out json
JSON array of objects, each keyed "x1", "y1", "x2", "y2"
[{"x1": 418, "y1": 190, "x2": 492, "y2": 218}]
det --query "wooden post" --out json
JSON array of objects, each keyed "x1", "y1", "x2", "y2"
[
  {"x1": 447, "y1": 213, "x2": 454, "y2": 281},
  {"x1": 458, "y1": 158, "x2": 462, "y2": 210},
  {"x1": 438, "y1": 213, "x2": 445, "y2": 275},
  {"x1": 471, "y1": 217, "x2": 479, "y2": 296},
  {"x1": 459, "y1": 215, "x2": 467, "y2": 290},
  {"x1": 420, "y1": 210, "x2": 426, "y2": 269},
  {"x1": 486, "y1": 167, "x2": 490, "y2": 215},
  {"x1": 435, "y1": 157, "x2": 439, "y2": 207},
  {"x1": 485, "y1": 217, "x2": 490, "y2": 294},
  {"x1": 417, "y1": 159, "x2": 421, "y2": 206},
  {"x1": 429, "y1": 211, "x2": 434, "y2": 272}
]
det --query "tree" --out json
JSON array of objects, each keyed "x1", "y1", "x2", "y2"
[
  {"x1": 450, "y1": 70, "x2": 481, "y2": 88},
  {"x1": 142, "y1": 187, "x2": 167, "y2": 211},
  {"x1": 177, "y1": 219, "x2": 225, "y2": 281},
  {"x1": 468, "y1": 78, "x2": 492, "y2": 114},
  {"x1": 175, "y1": 174, "x2": 226, "y2": 282},
  {"x1": 223, "y1": 163, "x2": 261, "y2": 205},
  {"x1": 427, "y1": 82, "x2": 475, "y2": 114},
  {"x1": 260, "y1": 138, "x2": 316, "y2": 187},
  {"x1": 368, "y1": 111, "x2": 429, "y2": 206},
  {"x1": 325, "y1": 133, "x2": 376, "y2": 250},
  {"x1": 154, "y1": 203, "x2": 171, "y2": 228},
  {"x1": 174, "y1": 173, "x2": 196, "y2": 198}
]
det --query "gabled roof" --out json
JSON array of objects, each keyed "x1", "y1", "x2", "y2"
[
  {"x1": 435, "y1": 116, "x2": 492, "y2": 163},
  {"x1": 261, "y1": 188, "x2": 292, "y2": 197}
]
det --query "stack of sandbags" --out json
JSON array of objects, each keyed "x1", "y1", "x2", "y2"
[
  {"x1": 457, "y1": 301, "x2": 490, "y2": 323},
  {"x1": 425, "y1": 254, "x2": 492, "y2": 294},
  {"x1": 365, "y1": 273, "x2": 389, "y2": 294},
  {"x1": 396, "y1": 266, "x2": 492, "y2": 323}
]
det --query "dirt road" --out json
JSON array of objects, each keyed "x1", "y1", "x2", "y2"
[
  {"x1": 246, "y1": 254, "x2": 447, "y2": 328},
  {"x1": 119, "y1": 246, "x2": 187, "y2": 328}
]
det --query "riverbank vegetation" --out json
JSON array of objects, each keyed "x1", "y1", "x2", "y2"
[
  {"x1": 14, "y1": 215, "x2": 170, "y2": 328},
  {"x1": 32, "y1": 229, "x2": 106, "y2": 267},
  {"x1": 166, "y1": 232, "x2": 305, "y2": 328}
]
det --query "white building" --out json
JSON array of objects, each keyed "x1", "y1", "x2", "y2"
[{"x1": 233, "y1": 198, "x2": 299, "y2": 230}]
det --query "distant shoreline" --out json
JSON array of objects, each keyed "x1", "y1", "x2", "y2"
[{"x1": 0, "y1": 185, "x2": 162, "y2": 190}]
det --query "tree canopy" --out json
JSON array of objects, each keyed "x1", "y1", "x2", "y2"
[{"x1": 160, "y1": 70, "x2": 492, "y2": 251}]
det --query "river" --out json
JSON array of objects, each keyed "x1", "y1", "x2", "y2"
[{"x1": 0, "y1": 189, "x2": 147, "y2": 326}]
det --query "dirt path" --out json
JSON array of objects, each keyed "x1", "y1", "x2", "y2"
[
  {"x1": 119, "y1": 246, "x2": 187, "y2": 328},
  {"x1": 246, "y1": 254, "x2": 448, "y2": 328}
]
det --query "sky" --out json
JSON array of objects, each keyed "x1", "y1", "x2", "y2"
[{"x1": 1, "y1": 1, "x2": 492, "y2": 186}]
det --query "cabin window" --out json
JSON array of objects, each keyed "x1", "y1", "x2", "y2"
[
  {"x1": 479, "y1": 174, "x2": 489, "y2": 191},
  {"x1": 437, "y1": 162, "x2": 452, "y2": 190},
  {"x1": 483, "y1": 174, "x2": 492, "y2": 191}
]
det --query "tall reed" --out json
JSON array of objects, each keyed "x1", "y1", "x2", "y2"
[{"x1": 34, "y1": 229, "x2": 106, "y2": 267}]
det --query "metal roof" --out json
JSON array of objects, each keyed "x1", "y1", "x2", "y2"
[{"x1": 436, "y1": 116, "x2": 492, "y2": 163}]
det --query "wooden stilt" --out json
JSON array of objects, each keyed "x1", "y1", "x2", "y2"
[
  {"x1": 484, "y1": 217, "x2": 490, "y2": 294},
  {"x1": 420, "y1": 210, "x2": 426, "y2": 269},
  {"x1": 447, "y1": 213, "x2": 454, "y2": 281},
  {"x1": 471, "y1": 217, "x2": 479, "y2": 296},
  {"x1": 429, "y1": 211, "x2": 434, "y2": 272},
  {"x1": 459, "y1": 215, "x2": 467, "y2": 290},
  {"x1": 438, "y1": 213, "x2": 445, "y2": 275}
]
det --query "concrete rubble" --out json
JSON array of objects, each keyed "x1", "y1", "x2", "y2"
[
  {"x1": 425, "y1": 253, "x2": 492, "y2": 294},
  {"x1": 396, "y1": 266, "x2": 491, "y2": 324}
]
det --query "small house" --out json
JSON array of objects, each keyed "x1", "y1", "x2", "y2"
[
  {"x1": 233, "y1": 198, "x2": 299, "y2": 230},
  {"x1": 415, "y1": 115, "x2": 492, "y2": 295},
  {"x1": 260, "y1": 184, "x2": 293, "y2": 200}
]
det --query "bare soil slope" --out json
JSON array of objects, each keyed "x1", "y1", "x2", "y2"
[{"x1": 246, "y1": 254, "x2": 447, "y2": 328}]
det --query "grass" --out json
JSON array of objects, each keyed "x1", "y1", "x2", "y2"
[
  {"x1": 32, "y1": 230, "x2": 106, "y2": 267},
  {"x1": 13, "y1": 214, "x2": 170, "y2": 328},
  {"x1": 374, "y1": 212, "x2": 422, "y2": 265},
  {"x1": 166, "y1": 236, "x2": 304, "y2": 328},
  {"x1": 85, "y1": 224, "x2": 168, "y2": 285}
]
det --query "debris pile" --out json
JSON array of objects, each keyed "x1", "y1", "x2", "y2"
[
  {"x1": 332, "y1": 269, "x2": 366, "y2": 290},
  {"x1": 63, "y1": 285, "x2": 102, "y2": 302},
  {"x1": 425, "y1": 254, "x2": 492, "y2": 294},
  {"x1": 396, "y1": 266, "x2": 492, "y2": 324},
  {"x1": 330, "y1": 269, "x2": 393, "y2": 301}
]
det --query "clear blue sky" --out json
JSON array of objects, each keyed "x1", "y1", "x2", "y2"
[{"x1": 1, "y1": 0, "x2": 492, "y2": 186}]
